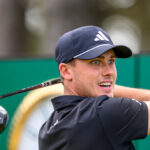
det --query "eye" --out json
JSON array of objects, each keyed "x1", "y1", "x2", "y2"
[
  {"x1": 108, "y1": 59, "x2": 115, "y2": 64},
  {"x1": 91, "y1": 60, "x2": 100, "y2": 65}
]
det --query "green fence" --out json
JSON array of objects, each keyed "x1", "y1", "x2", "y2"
[{"x1": 0, "y1": 55, "x2": 150, "y2": 150}]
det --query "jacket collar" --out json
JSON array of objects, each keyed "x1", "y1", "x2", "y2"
[{"x1": 51, "y1": 95, "x2": 85, "y2": 111}]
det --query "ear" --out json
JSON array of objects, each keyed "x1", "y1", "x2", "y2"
[{"x1": 59, "y1": 63, "x2": 72, "y2": 80}]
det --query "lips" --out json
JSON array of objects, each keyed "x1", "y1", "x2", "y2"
[
  {"x1": 97, "y1": 81, "x2": 114, "y2": 97},
  {"x1": 98, "y1": 81, "x2": 112, "y2": 87}
]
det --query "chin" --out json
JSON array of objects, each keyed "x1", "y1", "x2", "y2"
[
  {"x1": 94, "y1": 92, "x2": 113, "y2": 98},
  {"x1": 102, "y1": 92, "x2": 113, "y2": 97}
]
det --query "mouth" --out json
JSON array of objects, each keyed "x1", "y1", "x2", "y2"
[
  {"x1": 97, "y1": 81, "x2": 114, "y2": 97},
  {"x1": 98, "y1": 81, "x2": 112, "y2": 88}
]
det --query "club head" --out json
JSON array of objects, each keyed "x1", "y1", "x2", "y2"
[{"x1": 0, "y1": 106, "x2": 9, "y2": 134}]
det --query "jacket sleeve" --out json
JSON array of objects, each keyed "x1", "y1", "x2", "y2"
[{"x1": 96, "y1": 97, "x2": 148, "y2": 143}]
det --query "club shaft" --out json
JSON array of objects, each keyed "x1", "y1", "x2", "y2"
[{"x1": 0, "y1": 78, "x2": 61, "y2": 99}]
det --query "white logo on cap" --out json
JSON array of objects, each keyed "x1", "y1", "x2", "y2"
[{"x1": 94, "y1": 31, "x2": 109, "y2": 41}]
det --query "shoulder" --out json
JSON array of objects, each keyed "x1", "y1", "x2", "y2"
[
  {"x1": 95, "y1": 96, "x2": 148, "y2": 141},
  {"x1": 96, "y1": 95, "x2": 144, "y2": 109},
  {"x1": 95, "y1": 95, "x2": 147, "y2": 119}
]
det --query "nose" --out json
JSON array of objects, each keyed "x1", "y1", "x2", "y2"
[{"x1": 101, "y1": 64, "x2": 115, "y2": 77}]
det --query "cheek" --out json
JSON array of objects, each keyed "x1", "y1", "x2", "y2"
[
  {"x1": 113, "y1": 67, "x2": 117, "y2": 81},
  {"x1": 72, "y1": 69, "x2": 85, "y2": 85},
  {"x1": 73, "y1": 69, "x2": 93, "y2": 87},
  {"x1": 72, "y1": 64, "x2": 98, "y2": 86}
]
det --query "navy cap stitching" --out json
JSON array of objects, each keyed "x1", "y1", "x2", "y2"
[{"x1": 73, "y1": 44, "x2": 111, "y2": 58}]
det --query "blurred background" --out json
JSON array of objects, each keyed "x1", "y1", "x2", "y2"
[
  {"x1": 0, "y1": 0, "x2": 150, "y2": 150},
  {"x1": 0, "y1": 0, "x2": 150, "y2": 58}
]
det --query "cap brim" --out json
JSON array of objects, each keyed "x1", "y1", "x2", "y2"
[{"x1": 74, "y1": 44, "x2": 132, "y2": 59}]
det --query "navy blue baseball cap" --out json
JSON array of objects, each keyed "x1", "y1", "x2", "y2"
[{"x1": 55, "y1": 25, "x2": 132, "y2": 65}]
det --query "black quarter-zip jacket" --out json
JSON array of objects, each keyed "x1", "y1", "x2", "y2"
[{"x1": 39, "y1": 95, "x2": 148, "y2": 150}]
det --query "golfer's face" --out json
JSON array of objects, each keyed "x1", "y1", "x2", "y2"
[{"x1": 70, "y1": 50, "x2": 117, "y2": 97}]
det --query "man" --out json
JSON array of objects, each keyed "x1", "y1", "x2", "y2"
[{"x1": 39, "y1": 26, "x2": 150, "y2": 150}]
